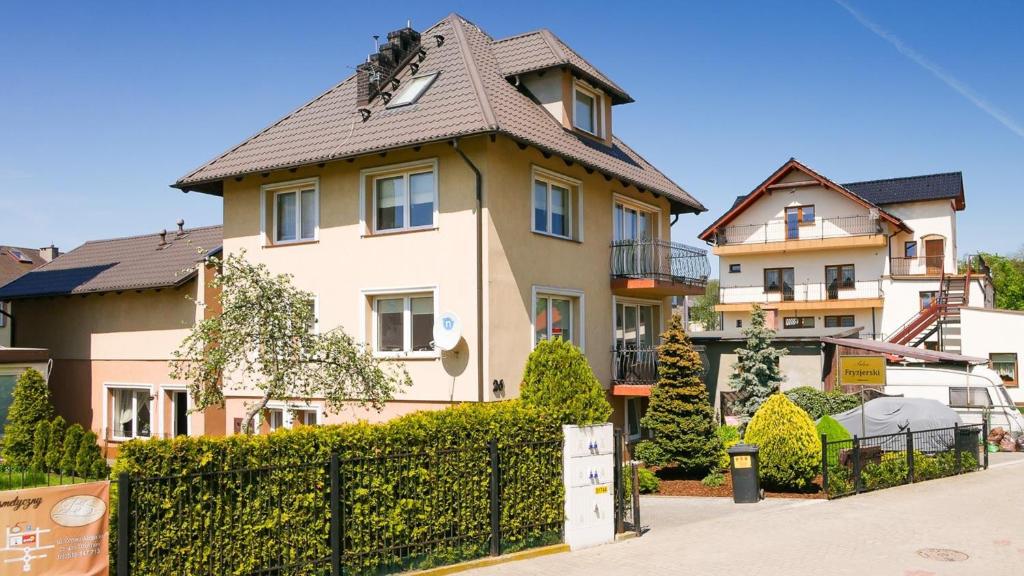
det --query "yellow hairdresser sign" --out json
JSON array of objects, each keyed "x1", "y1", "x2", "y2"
[{"x1": 839, "y1": 356, "x2": 886, "y2": 385}]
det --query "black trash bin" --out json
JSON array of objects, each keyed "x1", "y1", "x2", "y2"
[{"x1": 728, "y1": 443, "x2": 761, "y2": 503}]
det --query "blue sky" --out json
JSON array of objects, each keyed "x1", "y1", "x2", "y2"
[{"x1": 2, "y1": 1, "x2": 1022, "y2": 264}]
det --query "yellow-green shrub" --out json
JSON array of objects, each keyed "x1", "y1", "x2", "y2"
[
  {"x1": 112, "y1": 400, "x2": 563, "y2": 575},
  {"x1": 744, "y1": 394, "x2": 821, "y2": 490}
]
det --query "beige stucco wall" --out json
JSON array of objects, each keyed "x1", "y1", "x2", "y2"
[
  {"x1": 960, "y1": 307, "x2": 1024, "y2": 404},
  {"x1": 218, "y1": 135, "x2": 679, "y2": 424},
  {"x1": 885, "y1": 199, "x2": 958, "y2": 275}
]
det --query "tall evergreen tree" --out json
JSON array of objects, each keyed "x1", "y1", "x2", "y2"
[
  {"x1": 729, "y1": 305, "x2": 787, "y2": 427},
  {"x1": 60, "y1": 424, "x2": 85, "y2": 475},
  {"x1": 46, "y1": 416, "x2": 67, "y2": 472},
  {"x1": 640, "y1": 315, "x2": 721, "y2": 474},
  {"x1": 1, "y1": 368, "x2": 55, "y2": 467},
  {"x1": 31, "y1": 420, "x2": 52, "y2": 472}
]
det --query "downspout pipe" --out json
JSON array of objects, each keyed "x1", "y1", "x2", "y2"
[
  {"x1": 1, "y1": 306, "x2": 13, "y2": 347},
  {"x1": 452, "y1": 138, "x2": 485, "y2": 403}
]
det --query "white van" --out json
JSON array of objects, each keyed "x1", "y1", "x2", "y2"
[{"x1": 883, "y1": 365, "x2": 1024, "y2": 434}]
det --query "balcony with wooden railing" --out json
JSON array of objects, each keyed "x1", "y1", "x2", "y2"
[
  {"x1": 715, "y1": 279, "x2": 884, "y2": 312},
  {"x1": 710, "y1": 214, "x2": 887, "y2": 255},
  {"x1": 610, "y1": 239, "x2": 710, "y2": 298}
]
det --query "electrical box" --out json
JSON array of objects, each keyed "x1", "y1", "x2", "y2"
[{"x1": 563, "y1": 424, "x2": 615, "y2": 550}]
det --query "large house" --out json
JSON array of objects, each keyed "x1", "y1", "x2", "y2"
[
  {"x1": 693, "y1": 158, "x2": 1004, "y2": 409},
  {"x1": 0, "y1": 224, "x2": 224, "y2": 455},
  {"x1": 0, "y1": 245, "x2": 56, "y2": 347},
  {"x1": 172, "y1": 14, "x2": 709, "y2": 436}
]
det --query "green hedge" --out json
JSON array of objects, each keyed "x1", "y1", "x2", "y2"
[
  {"x1": 785, "y1": 386, "x2": 861, "y2": 420},
  {"x1": 112, "y1": 401, "x2": 564, "y2": 575}
]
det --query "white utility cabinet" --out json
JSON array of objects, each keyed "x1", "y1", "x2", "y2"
[{"x1": 562, "y1": 423, "x2": 615, "y2": 550}]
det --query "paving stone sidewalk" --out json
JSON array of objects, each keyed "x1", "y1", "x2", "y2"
[{"x1": 467, "y1": 455, "x2": 1024, "y2": 576}]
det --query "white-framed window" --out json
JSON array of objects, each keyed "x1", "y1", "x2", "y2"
[
  {"x1": 532, "y1": 166, "x2": 582, "y2": 240},
  {"x1": 531, "y1": 286, "x2": 585, "y2": 350},
  {"x1": 572, "y1": 82, "x2": 603, "y2": 136},
  {"x1": 261, "y1": 178, "x2": 319, "y2": 245},
  {"x1": 107, "y1": 385, "x2": 153, "y2": 441},
  {"x1": 262, "y1": 403, "x2": 321, "y2": 433},
  {"x1": 368, "y1": 290, "x2": 437, "y2": 358},
  {"x1": 360, "y1": 160, "x2": 439, "y2": 234},
  {"x1": 387, "y1": 72, "x2": 439, "y2": 108}
]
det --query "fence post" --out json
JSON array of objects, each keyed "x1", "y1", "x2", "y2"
[
  {"x1": 117, "y1": 473, "x2": 132, "y2": 576},
  {"x1": 488, "y1": 439, "x2": 501, "y2": 557},
  {"x1": 852, "y1": 436, "x2": 862, "y2": 495},
  {"x1": 954, "y1": 422, "x2": 962, "y2": 475},
  {"x1": 983, "y1": 417, "x2": 990, "y2": 470},
  {"x1": 630, "y1": 462, "x2": 641, "y2": 537},
  {"x1": 820, "y1": 434, "x2": 829, "y2": 498},
  {"x1": 613, "y1": 429, "x2": 624, "y2": 534},
  {"x1": 906, "y1": 429, "x2": 914, "y2": 484},
  {"x1": 330, "y1": 453, "x2": 341, "y2": 576}
]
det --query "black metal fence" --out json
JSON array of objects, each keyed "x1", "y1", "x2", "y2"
[
  {"x1": 117, "y1": 439, "x2": 563, "y2": 575},
  {"x1": 821, "y1": 423, "x2": 986, "y2": 499},
  {"x1": 0, "y1": 463, "x2": 108, "y2": 490},
  {"x1": 613, "y1": 429, "x2": 641, "y2": 536}
]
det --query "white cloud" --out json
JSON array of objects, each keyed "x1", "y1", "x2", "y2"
[{"x1": 835, "y1": 0, "x2": 1024, "y2": 140}]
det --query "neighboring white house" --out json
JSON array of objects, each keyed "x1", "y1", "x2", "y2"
[
  {"x1": 960, "y1": 307, "x2": 1023, "y2": 404},
  {"x1": 692, "y1": 158, "x2": 1005, "y2": 405}
]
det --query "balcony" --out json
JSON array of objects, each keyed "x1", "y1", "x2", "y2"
[
  {"x1": 711, "y1": 215, "x2": 886, "y2": 255},
  {"x1": 715, "y1": 280, "x2": 884, "y2": 312},
  {"x1": 611, "y1": 346, "x2": 658, "y2": 396},
  {"x1": 610, "y1": 239, "x2": 710, "y2": 298},
  {"x1": 889, "y1": 256, "x2": 945, "y2": 276}
]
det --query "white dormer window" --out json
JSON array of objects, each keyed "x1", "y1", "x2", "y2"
[{"x1": 573, "y1": 82, "x2": 602, "y2": 136}]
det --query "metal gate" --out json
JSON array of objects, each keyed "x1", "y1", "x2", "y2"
[{"x1": 613, "y1": 428, "x2": 642, "y2": 536}]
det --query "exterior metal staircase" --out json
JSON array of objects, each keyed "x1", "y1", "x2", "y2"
[{"x1": 887, "y1": 266, "x2": 971, "y2": 352}]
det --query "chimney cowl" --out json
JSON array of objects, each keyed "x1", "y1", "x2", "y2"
[
  {"x1": 176, "y1": 219, "x2": 186, "y2": 236},
  {"x1": 355, "y1": 24, "x2": 422, "y2": 107},
  {"x1": 159, "y1": 229, "x2": 167, "y2": 246}
]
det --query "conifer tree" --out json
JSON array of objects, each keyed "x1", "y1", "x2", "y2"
[
  {"x1": 75, "y1": 431, "x2": 103, "y2": 477},
  {"x1": 1, "y1": 368, "x2": 55, "y2": 467},
  {"x1": 729, "y1": 305, "x2": 787, "y2": 427},
  {"x1": 31, "y1": 420, "x2": 51, "y2": 472},
  {"x1": 520, "y1": 337, "x2": 612, "y2": 425},
  {"x1": 60, "y1": 424, "x2": 85, "y2": 475},
  {"x1": 640, "y1": 315, "x2": 721, "y2": 474},
  {"x1": 46, "y1": 416, "x2": 67, "y2": 472}
]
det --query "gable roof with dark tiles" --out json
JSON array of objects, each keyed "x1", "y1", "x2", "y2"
[
  {"x1": 174, "y1": 14, "x2": 703, "y2": 214},
  {"x1": 0, "y1": 226, "x2": 222, "y2": 300},
  {"x1": 0, "y1": 246, "x2": 47, "y2": 289},
  {"x1": 842, "y1": 172, "x2": 965, "y2": 210}
]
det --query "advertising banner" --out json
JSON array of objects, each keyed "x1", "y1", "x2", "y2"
[{"x1": 0, "y1": 480, "x2": 109, "y2": 575}]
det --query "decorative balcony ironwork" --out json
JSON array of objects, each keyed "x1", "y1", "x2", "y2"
[
  {"x1": 612, "y1": 346, "x2": 658, "y2": 385},
  {"x1": 610, "y1": 239, "x2": 710, "y2": 287}
]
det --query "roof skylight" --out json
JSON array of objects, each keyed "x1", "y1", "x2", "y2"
[
  {"x1": 7, "y1": 249, "x2": 32, "y2": 263},
  {"x1": 387, "y1": 72, "x2": 439, "y2": 108}
]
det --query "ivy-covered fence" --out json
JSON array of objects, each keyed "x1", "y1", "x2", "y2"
[{"x1": 112, "y1": 402, "x2": 565, "y2": 575}]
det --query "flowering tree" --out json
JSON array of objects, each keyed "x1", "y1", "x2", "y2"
[{"x1": 172, "y1": 252, "x2": 409, "y2": 433}]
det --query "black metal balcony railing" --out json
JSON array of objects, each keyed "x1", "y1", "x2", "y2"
[
  {"x1": 610, "y1": 239, "x2": 710, "y2": 286},
  {"x1": 612, "y1": 347, "x2": 658, "y2": 385},
  {"x1": 713, "y1": 215, "x2": 884, "y2": 246}
]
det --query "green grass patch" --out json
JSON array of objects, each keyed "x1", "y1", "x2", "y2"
[{"x1": 0, "y1": 471, "x2": 90, "y2": 491}]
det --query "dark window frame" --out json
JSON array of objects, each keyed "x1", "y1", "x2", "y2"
[
  {"x1": 763, "y1": 267, "x2": 795, "y2": 297},
  {"x1": 824, "y1": 315, "x2": 855, "y2": 328},
  {"x1": 825, "y1": 264, "x2": 856, "y2": 290},
  {"x1": 990, "y1": 352, "x2": 1018, "y2": 388},
  {"x1": 728, "y1": 263, "x2": 741, "y2": 273},
  {"x1": 904, "y1": 241, "x2": 918, "y2": 258}
]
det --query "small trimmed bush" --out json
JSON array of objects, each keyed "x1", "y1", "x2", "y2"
[
  {"x1": 701, "y1": 470, "x2": 725, "y2": 488},
  {"x1": 46, "y1": 416, "x2": 67, "y2": 472},
  {"x1": 75, "y1": 431, "x2": 104, "y2": 477},
  {"x1": 786, "y1": 386, "x2": 860, "y2": 420},
  {"x1": 520, "y1": 338, "x2": 612, "y2": 425},
  {"x1": 624, "y1": 466, "x2": 660, "y2": 494},
  {"x1": 816, "y1": 415, "x2": 851, "y2": 444},
  {"x1": 31, "y1": 420, "x2": 51, "y2": 472},
  {"x1": 1, "y1": 368, "x2": 55, "y2": 467},
  {"x1": 716, "y1": 425, "x2": 741, "y2": 470},
  {"x1": 632, "y1": 440, "x2": 666, "y2": 467},
  {"x1": 59, "y1": 423, "x2": 84, "y2": 475},
  {"x1": 743, "y1": 394, "x2": 821, "y2": 490}
]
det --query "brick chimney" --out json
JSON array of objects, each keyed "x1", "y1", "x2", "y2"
[
  {"x1": 39, "y1": 245, "x2": 59, "y2": 262},
  {"x1": 356, "y1": 24, "x2": 422, "y2": 107}
]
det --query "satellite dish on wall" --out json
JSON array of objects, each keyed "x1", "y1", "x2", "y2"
[{"x1": 433, "y1": 312, "x2": 463, "y2": 351}]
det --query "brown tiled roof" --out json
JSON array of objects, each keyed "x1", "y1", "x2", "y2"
[
  {"x1": 0, "y1": 246, "x2": 47, "y2": 289},
  {"x1": 174, "y1": 14, "x2": 703, "y2": 214},
  {"x1": 0, "y1": 226, "x2": 222, "y2": 300},
  {"x1": 491, "y1": 29, "x2": 631, "y2": 103}
]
